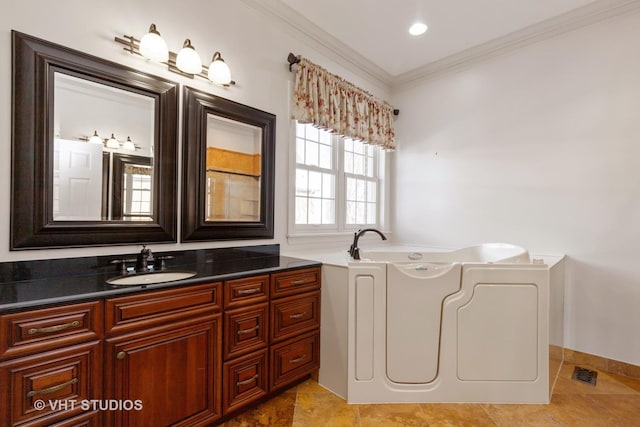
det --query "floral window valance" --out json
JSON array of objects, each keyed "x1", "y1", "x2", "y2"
[{"x1": 291, "y1": 57, "x2": 396, "y2": 151}]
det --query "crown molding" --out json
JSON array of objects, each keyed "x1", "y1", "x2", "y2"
[
  {"x1": 239, "y1": 0, "x2": 394, "y2": 89},
  {"x1": 392, "y1": 0, "x2": 640, "y2": 88},
  {"x1": 241, "y1": 0, "x2": 640, "y2": 91}
]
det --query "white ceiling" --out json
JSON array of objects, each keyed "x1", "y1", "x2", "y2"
[{"x1": 279, "y1": 0, "x2": 597, "y2": 77}]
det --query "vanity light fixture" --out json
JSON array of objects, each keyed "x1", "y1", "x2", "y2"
[
  {"x1": 208, "y1": 52, "x2": 232, "y2": 85},
  {"x1": 138, "y1": 24, "x2": 169, "y2": 62},
  {"x1": 114, "y1": 25, "x2": 236, "y2": 86},
  {"x1": 88, "y1": 130, "x2": 102, "y2": 145},
  {"x1": 106, "y1": 133, "x2": 120, "y2": 149},
  {"x1": 81, "y1": 132, "x2": 139, "y2": 150},
  {"x1": 123, "y1": 136, "x2": 136, "y2": 151},
  {"x1": 176, "y1": 39, "x2": 202, "y2": 74}
]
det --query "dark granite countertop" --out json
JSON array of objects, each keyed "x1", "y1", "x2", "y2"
[{"x1": 0, "y1": 245, "x2": 321, "y2": 313}]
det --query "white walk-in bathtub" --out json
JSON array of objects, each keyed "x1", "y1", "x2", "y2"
[{"x1": 347, "y1": 243, "x2": 551, "y2": 404}]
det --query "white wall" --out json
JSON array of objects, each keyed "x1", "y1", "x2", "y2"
[
  {"x1": 392, "y1": 12, "x2": 640, "y2": 366},
  {"x1": 0, "y1": 0, "x2": 389, "y2": 261}
]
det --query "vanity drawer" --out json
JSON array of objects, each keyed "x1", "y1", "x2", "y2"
[
  {"x1": 224, "y1": 303, "x2": 268, "y2": 360},
  {"x1": 0, "y1": 301, "x2": 102, "y2": 359},
  {"x1": 270, "y1": 267, "x2": 321, "y2": 299},
  {"x1": 270, "y1": 291, "x2": 320, "y2": 343},
  {"x1": 270, "y1": 331, "x2": 320, "y2": 391},
  {"x1": 224, "y1": 275, "x2": 269, "y2": 309},
  {"x1": 0, "y1": 340, "x2": 102, "y2": 427},
  {"x1": 105, "y1": 282, "x2": 221, "y2": 335},
  {"x1": 223, "y1": 349, "x2": 268, "y2": 415}
]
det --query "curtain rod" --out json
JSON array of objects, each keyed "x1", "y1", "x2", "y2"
[{"x1": 287, "y1": 53, "x2": 399, "y2": 116}]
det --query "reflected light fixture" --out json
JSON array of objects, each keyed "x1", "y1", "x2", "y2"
[
  {"x1": 88, "y1": 130, "x2": 102, "y2": 145},
  {"x1": 139, "y1": 23, "x2": 169, "y2": 62},
  {"x1": 409, "y1": 22, "x2": 428, "y2": 36},
  {"x1": 123, "y1": 136, "x2": 136, "y2": 151},
  {"x1": 106, "y1": 133, "x2": 120, "y2": 149},
  {"x1": 176, "y1": 39, "x2": 202, "y2": 74},
  {"x1": 208, "y1": 52, "x2": 231, "y2": 85}
]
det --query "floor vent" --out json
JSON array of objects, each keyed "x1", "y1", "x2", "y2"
[{"x1": 572, "y1": 366, "x2": 598, "y2": 386}]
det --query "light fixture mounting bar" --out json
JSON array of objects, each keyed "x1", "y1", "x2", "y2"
[{"x1": 114, "y1": 34, "x2": 236, "y2": 86}]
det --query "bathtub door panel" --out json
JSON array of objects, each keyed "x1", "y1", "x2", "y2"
[
  {"x1": 386, "y1": 263, "x2": 461, "y2": 384},
  {"x1": 457, "y1": 283, "x2": 538, "y2": 381},
  {"x1": 354, "y1": 275, "x2": 375, "y2": 381}
]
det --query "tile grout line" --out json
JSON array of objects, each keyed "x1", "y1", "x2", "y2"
[{"x1": 291, "y1": 385, "x2": 299, "y2": 427}]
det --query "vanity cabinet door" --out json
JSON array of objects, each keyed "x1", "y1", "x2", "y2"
[{"x1": 104, "y1": 314, "x2": 222, "y2": 427}]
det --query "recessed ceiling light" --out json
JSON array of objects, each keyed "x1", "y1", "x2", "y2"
[{"x1": 409, "y1": 22, "x2": 428, "y2": 36}]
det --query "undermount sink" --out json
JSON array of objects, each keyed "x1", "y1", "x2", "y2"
[{"x1": 106, "y1": 271, "x2": 197, "y2": 286}]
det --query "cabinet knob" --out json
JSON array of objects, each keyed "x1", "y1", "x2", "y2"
[{"x1": 116, "y1": 351, "x2": 126, "y2": 360}]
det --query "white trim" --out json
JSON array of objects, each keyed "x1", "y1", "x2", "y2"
[
  {"x1": 239, "y1": 0, "x2": 392, "y2": 87},
  {"x1": 240, "y1": 0, "x2": 640, "y2": 89},
  {"x1": 393, "y1": 0, "x2": 640, "y2": 88}
]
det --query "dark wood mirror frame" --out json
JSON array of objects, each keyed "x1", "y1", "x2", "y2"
[
  {"x1": 182, "y1": 86, "x2": 275, "y2": 241},
  {"x1": 11, "y1": 31, "x2": 178, "y2": 249}
]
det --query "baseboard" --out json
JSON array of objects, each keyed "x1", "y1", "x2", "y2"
[{"x1": 563, "y1": 348, "x2": 640, "y2": 380}]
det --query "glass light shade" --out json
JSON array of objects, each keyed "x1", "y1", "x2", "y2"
[
  {"x1": 176, "y1": 39, "x2": 202, "y2": 74},
  {"x1": 106, "y1": 133, "x2": 120, "y2": 149},
  {"x1": 123, "y1": 136, "x2": 136, "y2": 151},
  {"x1": 208, "y1": 52, "x2": 231, "y2": 85},
  {"x1": 88, "y1": 130, "x2": 102, "y2": 145},
  {"x1": 139, "y1": 24, "x2": 169, "y2": 62}
]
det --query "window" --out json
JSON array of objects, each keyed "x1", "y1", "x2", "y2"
[
  {"x1": 292, "y1": 122, "x2": 386, "y2": 234},
  {"x1": 122, "y1": 164, "x2": 152, "y2": 220}
]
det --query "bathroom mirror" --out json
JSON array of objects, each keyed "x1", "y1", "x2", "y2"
[
  {"x1": 182, "y1": 86, "x2": 275, "y2": 241},
  {"x1": 11, "y1": 31, "x2": 178, "y2": 249}
]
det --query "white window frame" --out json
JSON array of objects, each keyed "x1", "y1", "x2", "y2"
[{"x1": 288, "y1": 120, "x2": 390, "y2": 243}]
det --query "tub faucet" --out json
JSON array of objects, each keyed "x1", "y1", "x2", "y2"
[
  {"x1": 136, "y1": 245, "x2": 154, "y2": 272},
  {"x1": 349, "y1": 228, "x2": 387, "y2": 260}
]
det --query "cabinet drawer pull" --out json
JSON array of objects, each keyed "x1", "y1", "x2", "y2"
[
  {"x1": 291, "y1": 279, "x2": 307, "y2": 285},
  {"x1": 290, "y1": 354, "x2": 307, "y2": 364},
  {"x1": 237, "y1": 287, "x2": 261, "y2": 295},
  {"x1": 236, "y1": 374, "x2": 259, "y2": 386},
  {"x1": 116, "y1": 351, "x2": 126, "y2": 360},
  {"x1": 27, "y1": 320, "x2": 80, "y2": 335},
  {"x1": 27, "y1": 378, "x2": 78, "y2": 397},
  {"x1": 237, "y1": 325, "x2": 259, "y2": 335},
  {"x1": 289, "y1": 312, "x2": 307, "y2": 319}
]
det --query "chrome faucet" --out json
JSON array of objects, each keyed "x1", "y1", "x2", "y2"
[
  {"x1": 135, "y1": 245, "x2": 154, "y2": 272},
  {"x1": 349, "y1": 228, "x2": 387, "y2": 260}
]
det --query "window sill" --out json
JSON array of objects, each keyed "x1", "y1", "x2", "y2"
[{"x1": 286, "y1": 230, "x2": 392, "y2": 247}]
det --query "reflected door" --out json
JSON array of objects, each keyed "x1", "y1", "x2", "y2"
[{"x1": 53, "y1": 138, "x2": 103, "y2": 220}]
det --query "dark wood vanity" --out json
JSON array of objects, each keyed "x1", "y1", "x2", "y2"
[
  {"x1": 5, "y1": 30, "x2": 293, "y2": 427},
  {"x1": 0, "y1": 249, "x2": 321, "y2": 426}
]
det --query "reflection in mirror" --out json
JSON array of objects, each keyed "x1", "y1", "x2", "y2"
[
  {"x1": 53, "y1": 73, "x2": 155, "y2": 221},
  {"x1": 11, "y1": 31, "x2": 178, "y2": 249},
  {"x1": 205, "y1": 115, "x2": 262, "y2": 222},
  {"x1": 182, "y1": 86, "x2": 275, "y2": 241},
  {"x1": 112, "y1": 154, "x2": 153, "y2": 221}
]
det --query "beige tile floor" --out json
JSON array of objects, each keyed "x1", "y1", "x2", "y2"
[{"x1": 222, "y1": 362, "x2": 640, "y2": 426}]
